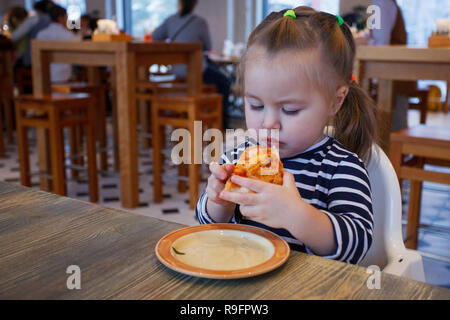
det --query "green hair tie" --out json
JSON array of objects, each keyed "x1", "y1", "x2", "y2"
[
  {"x1": 283, "y1": 9, "x2": 296, "y2": 19},
  {"x1": 336, "y1": 14, "x2": 344, "y2": 26}
]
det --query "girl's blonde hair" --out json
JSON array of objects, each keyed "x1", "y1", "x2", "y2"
[{"x1": 237, "y1": 6, "x2": 378, "y2": 161}]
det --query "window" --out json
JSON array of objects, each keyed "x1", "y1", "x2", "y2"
[
  {"x1": 397, "y1": 0, "x2": 450, "y2": 46},
  {"x1": 396, "y1": 0, "x2": 450, "y2": 100},
  {"x1": 129, "y1": 0, "x2": 177, "y2": 38},
  {"x1": 264, "y1": 0, "x2": 340, "y2": 17},
  {"x1": 53, "y1": 0, "x2": 86, "y2": 21}
]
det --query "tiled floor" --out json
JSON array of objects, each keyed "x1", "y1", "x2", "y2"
[{"x1": 0, "y1": 110, "x2": 449, "y2": 289}]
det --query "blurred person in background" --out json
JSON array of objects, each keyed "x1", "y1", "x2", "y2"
[
  {"x1": 7, "y1": 6, "x2": 28, "y2": 67},
  {"x1": 79, "y1": 14, "x2": 98, "y2": 39},
  {"x1": 370, "y1": 0, "x2": 411, "y2": 132},
  {"x1": 152, "y1": 0, "x2": 232, "y2": 129},
  {"x1": 36, "y1": 4, "x2": 79, "y2": 83},
  {"x1": 11, "y1": 0, "x2": 54, "y2": 67}
]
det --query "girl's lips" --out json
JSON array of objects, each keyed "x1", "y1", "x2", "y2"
[{"x1": 265, "y1": 138, "x2": 283, "y2": 148}]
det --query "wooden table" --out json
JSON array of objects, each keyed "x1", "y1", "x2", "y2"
[
  {"x1": 1, "y1": 182, "x2": 449, "y2": 300},
  {"x1": 355, "y1": 45, "x2": 450, "y2": 152},
  {"x1": 31, "y1": 40, "x2": 203, "y2": 208}
]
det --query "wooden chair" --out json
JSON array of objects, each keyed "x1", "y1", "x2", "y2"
[
  {"x1": 15, "y1": 93, "x2": 98, "y2": 202},
  {"x1": 393, "y1": 81, "x2": 430, "y2": 124},
  {"x1": 0, "y1": 97, "x2": 4, "y2": 157},
  {"x1": 0, "y1": 49, "x2": 15, "y2": 145},
  {"x1": 14, "y1": 67, "x2": 33, "y2": 95},
  {"x1": 368, "y1": 80, "x2": 430, "y2": 125},
  {"x1": 51, "y1": 82, "x2": 109, "y2": 173},
  {"x1": 135, "y1": 77, "x2": 217, "y2": 148},
  {"x1": 151, "y1": 93, "x2": 222, "y2": 209},
  {"x1": 389, "y1": 125, "x2": 450, "y2": 249}
]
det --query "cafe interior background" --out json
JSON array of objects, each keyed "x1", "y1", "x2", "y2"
[{"x1": 0, "y1": 0, "x2": 449, "y2": 290}]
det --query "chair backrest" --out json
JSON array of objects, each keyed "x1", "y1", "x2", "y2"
[{"x1": 359, "y1": 144, "x2": 407, "y2": 268}]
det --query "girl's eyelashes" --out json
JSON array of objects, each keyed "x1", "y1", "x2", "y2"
[
  {"x1": 282, "y1": 109, "x2": 300, "y2": 115},
  {"x1": 250, "y1": 104, "x2": 264, "y2": 110}
]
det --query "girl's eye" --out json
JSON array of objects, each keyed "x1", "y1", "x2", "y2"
[
  {"x1": 282, "y1": 108, "x2": 300, "y2": 115},
  {"x1": 250, "y1": 105, "x2": 264, "y2": 110}
]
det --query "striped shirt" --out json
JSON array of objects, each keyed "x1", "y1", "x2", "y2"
[{"x1": 195, "y1": 136, "x2": 374, "y2": 265}]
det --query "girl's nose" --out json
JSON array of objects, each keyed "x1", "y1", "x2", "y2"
[{"x1": 263, "y1": 109, "x2": 281, "y2": 130}]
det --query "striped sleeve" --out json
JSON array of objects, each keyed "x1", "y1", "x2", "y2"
[{"x1": 305, "y1": 154, "x2": 374, "y2": 264}]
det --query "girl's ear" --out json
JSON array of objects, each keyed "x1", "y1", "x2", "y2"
[{"x1": 331, "y1": 85, "x2": 349, "y2": 115}]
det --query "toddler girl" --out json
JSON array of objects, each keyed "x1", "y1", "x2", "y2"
[{"x1": 196, "y1": 7, "x2": 377, "y2": 265}]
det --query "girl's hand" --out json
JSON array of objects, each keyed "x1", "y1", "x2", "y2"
[
  {"x1": 219, "y1": 170, "x2": 302, "y2": 229},
  {"x1": 206, "y1": 162, "x2": 235, "y2": 207}
]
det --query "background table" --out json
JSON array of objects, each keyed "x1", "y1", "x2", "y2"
[
  {"x1": 31, "y1": 40, "x2": 203, "y2": 208},
  {"x1": 355, "y1": 45, "x2": 450, "y2": 152},
  {"x1": 1, "y1": 182, "x2": 449, "y2": 300}
]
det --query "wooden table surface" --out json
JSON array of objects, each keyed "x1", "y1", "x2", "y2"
[
  {"x1": 31, "y1": 40, "x2": 203, "y2": 209},
  {"x1": 1, "y1": 181, "x2": 449, "y2": 300},
  {"x1": 355, "y1": 45, "x2": 450, "y2": 152}
]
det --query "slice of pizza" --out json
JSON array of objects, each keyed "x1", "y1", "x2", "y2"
[{"x1": 225, "y1": 145, "x2": 283, "y2": 193}]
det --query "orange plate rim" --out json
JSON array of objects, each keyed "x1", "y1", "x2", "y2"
[{"x1": 155, "y1": 223, "x2": 290, "y2": 280}]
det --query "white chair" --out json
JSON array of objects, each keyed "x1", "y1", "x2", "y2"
[{"x1": 359, "y1": 144, "x2": 425, "y2": 282}]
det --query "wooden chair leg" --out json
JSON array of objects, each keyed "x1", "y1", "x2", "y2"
[
  {"x1": 77, "y1": 126, "x2": 84, "y2": 168},
  {"x1": 3, "y1": 97, "x2": 14, "y2": 144},
  {"x1": 69, "y1": 126, "x2": 79, "y2": 179},
  {"x1": 97, "y1": 90, "x2": 108, "y2": 171},
  {"x1": 152, "y1": 105, "x2": 163, "y2": 203},
  {"x1": 15, "y1": 107, "x2": 31, "y2": 186},
  {"x1": 217, "y1": 96, "x2": 223, "y2": 132},
  {"x1": 405, "y1": 179, "x2": 423, "y2": 249},
  {"x1": 0, "y1": 102, "x2": 4, "y2": 157},
  {"x1": 188, "y1": 164, "x2": 199, "y2": 210},
  {"x1": 110, "y1": 68, "x2": 120, "y2": 172},
  {"x1": 178, "y1": 163, "x2": 187, "y2": 193},
  {"x1": 419, "y1": 100, "x2": 427, "y2": 124},
  {"x1": 404, "y1": 157, "x2": 425, "y2": 249},
  {"x1": 86, "y1": 103, "x2": 98, "y2": 202},
  {"x1": 49, "y1": 111, "x2": 66, "y2": 196},
  {"x1": 141, "y1": 99, "x2": 151, "y2": 148},
  {"x1": 188, "y1": 112, "x2": 199, "y2": 210}
]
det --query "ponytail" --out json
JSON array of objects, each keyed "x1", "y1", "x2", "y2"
[{"x1": 333, "y1": 82, "x2": 378, "y2": 162}]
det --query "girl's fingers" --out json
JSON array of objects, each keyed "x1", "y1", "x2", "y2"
[
  {"x1": 206, "y1": 186, "x2": 228, "y2": 205},
  {"x1": 223, "y1": 163, "x2": 235, "y2": 175},
  {"x1": 282, "y1": 170, "x2": 296, "y2": 187},
  {"x1": 230, "y1": 175, "x2": 267, "y2": 193},
  {"x1": 219, "y1": 190, "x2": 259, "y2": 206},
  {"x1": 210, "y1": 177, "x2": 225, "y2": 193},
  {"x1": 209, "y1": 162, "x2": 228, "y2": 181},
  {"x1": 239, "y1": 205, "x2": 258, "y2": 218}
]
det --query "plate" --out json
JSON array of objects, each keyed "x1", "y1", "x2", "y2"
[{"x1": 155, "y1": 223, "x2": 290, "y2": 279}]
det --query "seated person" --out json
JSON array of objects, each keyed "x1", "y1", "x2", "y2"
[
  {"x1": 11, "y1": 0, "x2": 53, "y2": 67},
  {"x1": 36, "y1": 5, "x2": 79, "y2": 83},
  {"x1": 7, "y1": 6, "x2": 29, "y2": 66},
  {"x1": 152, "y1": 0, "x2": 232, "y2": 129}
]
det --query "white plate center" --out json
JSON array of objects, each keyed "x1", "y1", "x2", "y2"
[{"x1": 171, "y1": 229, "x2": 275, "y2": 271}]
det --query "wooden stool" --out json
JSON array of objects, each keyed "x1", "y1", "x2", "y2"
[
  {"x1": 390, "y1": 125, "x2": 450, "y2": 249},
  {"x1": 0, "y1": 96, "x2": 4, "y2": 157},
  {"x1": 136, "y1": 81, "x2": 217, "y2": 148},
  {"x1": 52, "y1": 82, "x2": 109, "y2": 173},
  {"x1": 0, "y1": 74, "x2": 15, "y2": 146},
  {"x1": 15, "y1": 93, "x2": 98, "y2": 202},
  {"x1": 151, "y1": 93, "x2": 222, "y2": 209}
]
